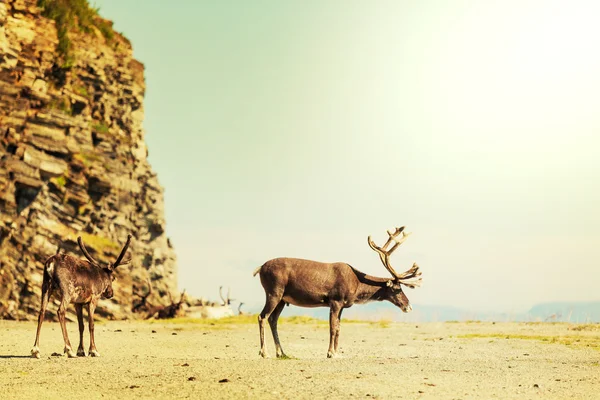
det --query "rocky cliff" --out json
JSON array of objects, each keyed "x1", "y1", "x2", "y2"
[{"x1": 0, "y1": 0, "x2": 177, "y2": 320}]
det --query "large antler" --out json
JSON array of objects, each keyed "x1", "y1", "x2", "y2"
[
  {"x1": 367, "y1": 226, "x2": 422, "y2": 288},
  {"x1": 78, "y1": 236, "x2": 101, "y2": 267},
  {"x1": 113, "y1": 234, "x2": 132, "y2": 268}
]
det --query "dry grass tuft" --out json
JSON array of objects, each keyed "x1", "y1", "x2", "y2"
[
  {"x1": 457, "y1": 332, "x2": 600, "y2": 352},
  {"x1": 568, "y1": 324, "x2": 600, "y2": 332}
]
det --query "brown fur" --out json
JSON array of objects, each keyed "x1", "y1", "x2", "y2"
[
  {"x1": 31, "y1": 234, "x2": 132, "y2": 359},
  {"x1": 255, "y1": 257, "x2": 414, "y2": 359}
]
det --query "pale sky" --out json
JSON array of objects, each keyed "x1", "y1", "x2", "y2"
[{"x1": 93, "y1": 0, "x2": 600, "y2": 313}]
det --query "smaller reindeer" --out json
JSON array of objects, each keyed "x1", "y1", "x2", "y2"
[
  {"x1": 238, "y1": 302, "x2": 245, "y2": 316},
  {"x1": 146, "y1": 289, "x2": 187, "y2": 319},
  {"x1": 31, "y1": 234, "x2": 132, "y2": 358},
  {"x1": 185, "y1": 287, "x2": 235, "y2": 319},
  {"x1": 132, "y1": 277, "x2": 153, "y2": 313}
]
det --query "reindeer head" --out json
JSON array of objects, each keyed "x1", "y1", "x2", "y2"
[
  {"x1": 378, "y1": 280, "x2": 411, "y2": 312},
  {"x1": 368, "y1": 226, "x2": 422, "y2": 313},
  {"x1": 77, "y1": 234, "x2": 133, "y2": 299}
]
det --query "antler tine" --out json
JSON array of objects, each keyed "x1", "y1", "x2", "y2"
[
  {"x1": 397, "y1": 262, "x2": 421, "y2": 279},
  {"x1": 397, "y1": 263, "x2": 423, "y2": 288},
  {"x1": 120, "y1": 256, "x2": 132, "y2": 265},
  {"x1": 179, "y1": 289, "x2": 187, "y2": 305},
  {"x1": 367, "y1": 235, "x2": 400, "y2": 278},
  {"x1": 226, "y1": 287, "x2": 236, "y2": 303},
  {"x1": 114, "y1": 234, "x2": 132, "y2": 268},
  {"x1": 385, "y1": 227, "x2": 412, "y2": 255},
  {"x1": 219, "y1": 286, "x2": 226, "y2": 305},
  {"x1": 77, "y1": 236, "x2": 101, "y2": 267},
  {"x1": 379, "y1": 226, "x2": 405, "y2": 251}
]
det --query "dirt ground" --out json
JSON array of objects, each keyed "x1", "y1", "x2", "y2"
[{"x1": 0, "y1": 317, "x2": 598, "y2": 399}]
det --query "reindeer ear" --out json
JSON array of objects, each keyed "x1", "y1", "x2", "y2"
[{"x1": 386, "y1": 280, "x2": 394, "y2": 287}]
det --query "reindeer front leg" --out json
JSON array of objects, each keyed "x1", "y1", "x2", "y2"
[
  {"x1": 87, "y1": 300, "x2": 100, "y2": 357},
  {"x1": 58, "y1": 296, "x2": 76, "y2": 358},
  {"x1": 327, "y1": 303, "x2": 342, "y2": 358},
  {"x1": 268, "y1": 301, "x2": 287, "y2": 358},
  {"x1": 75, "y1": 304, "x2": 86, "y2": 357}
]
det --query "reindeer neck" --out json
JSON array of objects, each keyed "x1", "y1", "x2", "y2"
[{"x1": 348, "y1": 266, "x2": 391, "y2": 304}]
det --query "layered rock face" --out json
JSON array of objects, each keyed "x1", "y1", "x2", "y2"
[{"x1": 0, "y1": 0, "x2": 177, "y2": 320}]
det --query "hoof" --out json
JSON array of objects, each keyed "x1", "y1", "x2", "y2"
[
  {"x1": 259, "y1": 350, "x2": 268, "y2": 358},
  {"x1": 76, "y1": 349, "x2": 87, "y2": 357},
  {"x1": 89, "y1": 350, "x2": 100, "y2": 357},
  {"x1": 326, "y1": 351, "x2": 334, "y2": 358},
  {"x1": 64, "y1": 347, "x2": 77, "y2": 358},
  {"x1": 31, "y1": 347, "x2": 41, "y2": 359}
]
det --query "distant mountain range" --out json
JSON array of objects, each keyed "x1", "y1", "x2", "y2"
[{"x1": 245, "y1": 301, "x2": 600, "y2": 323}]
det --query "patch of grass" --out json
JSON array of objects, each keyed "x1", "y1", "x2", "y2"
[
  {"x1": 73, "y1": 151, "x2": 103, "y2": 168},
  {"x1": 50, "y1": 175, "x2": 67, "y2": 187},
  {"x1": 77, "y1": 201, "x2": 92, "y2": 216},
  {"x1": 38, "y1": 0, "x2": 116, "y2": 67},
  {"x1": 276, "y1": 354, "x2": 298, "y2": 360},
  {"x1": 145, "y1": 315, "x2": 330, "y2": 328},
  {"x1": 96, "y1": 19, "x2": 114, "y2": 41},
  {"x1": 372, "y1": 319, "x2": 391, "y2": 328},
  {"x1": 79, "y1": 232, "x2": 120, "y2": 253},
  {"x1": 72, "y1": 84, "x2": 89, "y2": 97},
  {"x1": 152, "y1": 315, "x2": 257, "y2": 326},
  {"x1": 91, "y1": 122, "x2": 110, "y2": 134},
  {"x1": 48, "y1": 96, "x2": 72, "y2": 114},
  {"x1": 282, "y1": 316, "x2": 327, "y2": 325},
  {"x1": 457, "y1": 333, "x2": 600, "y2": 352},
  {"x1": 142, "y1": 314, "x2": 398, "y2": 328}
]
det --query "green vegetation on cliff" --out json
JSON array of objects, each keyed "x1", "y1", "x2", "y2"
[{"x1": 37, "y1": 0, "x2": 114, "y2": 67}]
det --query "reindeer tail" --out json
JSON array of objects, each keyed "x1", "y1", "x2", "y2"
[
  {"x1": 252, "y1": 265, "x2": 262, "y2": 277},
  {"x1": 44, "y1": 256, "x2": 56, "y2": 277}
]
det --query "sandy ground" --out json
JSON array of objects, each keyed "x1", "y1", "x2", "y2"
[{"x1": 0, "y1": 318, "x2": 598, "y2": 399}]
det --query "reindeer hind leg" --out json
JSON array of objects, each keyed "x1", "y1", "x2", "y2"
[
  {"x1": 31, "y1": 276, "x2": 53, "y2": 359},
  {"x1": 75, "y1": 304, "x2": 86, "y2": 357},
  {"x1": 258, "y1": 294, "x2": 283, "y2": 358},
  {"x1": 57, "y1": 294, "x2": 76, "y2": 358}
]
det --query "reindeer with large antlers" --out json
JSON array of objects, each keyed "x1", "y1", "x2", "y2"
[
  {"x1": 253, "y1": 226, "x2": 422, "y2": 358},
  {"x1": 31, "y1": 234, "x2": 132, "y2": 359}
]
